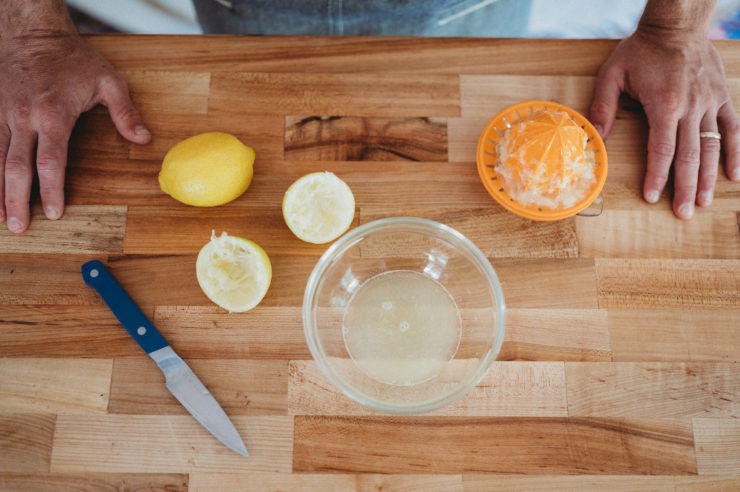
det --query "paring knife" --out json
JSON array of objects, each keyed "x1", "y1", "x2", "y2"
[{"x1": 81, "y1": 260, "x2": 248, "y2": 456}]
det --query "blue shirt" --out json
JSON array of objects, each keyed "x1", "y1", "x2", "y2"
[{"x1": 192, "y1": 0, "x2": 531, "y2": 37}]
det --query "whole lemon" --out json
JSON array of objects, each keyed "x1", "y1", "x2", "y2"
[{"x1": 159, "y1": 132, "x2": 255, "y2": 207}]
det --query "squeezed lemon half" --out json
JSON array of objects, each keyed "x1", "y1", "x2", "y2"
[
  {"x1": 282, "y1": 171, "x2": 355, "y2": 244},
  {"x1": 196, "y1": 231, "x2": 271, "y2": 313}
]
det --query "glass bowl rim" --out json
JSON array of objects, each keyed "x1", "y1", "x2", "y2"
[{"x1": 302, "y1": 216, "x2": 507, "y2": 414}]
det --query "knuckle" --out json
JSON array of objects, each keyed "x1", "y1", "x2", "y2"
[
  {"x1": 677, "y1": 147, "x2": 701, "y2": 165},
  {"x1": 648, "y1": 141, "x2": 675, "y2": 159},
  {"x1": 36, "y1": 156, "x2": 62, "y2": 174},
  {"x1": 685, "y1": 93, "x2": 701, "y2": 113},
  {"x1": 4, "y1": 196, "x2": 25, "y2": 209},
  {"x1": 35, "y1": 97, "x2": 61, "y2": 116},
  {"x1": 700, "y1": 171, "x2": 718, "y2": 183},
  {"x1": 590, "y1": 100, "x2": 614, "y2": 116},
  {"x1": 646, "y1": 169, "x2": 670, "y2": 183},
  {"x1": 658, "y1": 91, "x2": 683, "y2": 115},
  {"x1": 675, "y1": 183, "x2": 697, "y2": 196},
  {"x1": 100, "y1": 73, "x2": 128, "y2": 94},
  {"x1": 34, "y1": 100, "x2": 71, "y2": 134},
  {"x1": 701, "y1": 137, "x2": 722, "y2": 153},
  {"x1": 597, "y1": 62, "x2": 619, "y2": 78},
  {"x1": 4, "y1": 159, "x2": 31, "y2": 179},
  {"x1": 114, "y1": 103, "x2": 138, "y2": 122},
  {"x1": 10, "y1": 105, "x2": 32, "y2": 127},
  {"x1": 725, "y1": 119, "x2": 740, "y2": 134}
]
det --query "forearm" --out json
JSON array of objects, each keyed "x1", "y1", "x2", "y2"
[
  {"x1": 638, "y1": 0, "x2": 716, "y2": 38},
  {"x1": 0, "y1": 0, "x2": 76, "y2": 40}
]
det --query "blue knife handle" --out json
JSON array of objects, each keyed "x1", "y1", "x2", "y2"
[{"x1": 81, "y1": 260, "x2": 168, "y2": 354}]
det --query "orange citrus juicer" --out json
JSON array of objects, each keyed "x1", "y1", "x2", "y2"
[{"x1": 476, "y1": 100, "x2": 608, "y2": 221}]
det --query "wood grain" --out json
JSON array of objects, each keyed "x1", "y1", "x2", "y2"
[
  {"x1": 66, "y1": 157, "x2": 163, "y2": 206},
  {"x1": 609, "y1": 310, "x2": 740, "y2": 362},
  {"x1": 103, "y1": 255, "x2": 316, "y2": 310},
  {"x1": 209, "y1": 72, "x2": 460, "y2": 117},
  {"x1": 127, "y1": 113, "x2": 285, "y2": 162},
  {"x1": 491, "y1": 258, "x2": 598, "y2": 308},
  {"x1": 88, "y1": 36, "x2": 740, "y2": 75},
  {"x1": 565, "y1": 363, "x2": 739, "y2": 418},
  {"x1": 0, "y1": 206, "x2": 126, "y2": 254},
  {"x1": 294, "y1": 417, "x2": 695, "y2": 474},
  {"x1": 501, "y1": 309, "x2": 610, "y2": 361},
  {"x1": 289, "y1": 361, "x2": 567, "y2": 416},
  {"x1": 69, "y1": 112, "x2": 130, "y2": 159},
  {"x1": 693, "y1": 418, "x2": 740, "y2": 474},
  {"x1": 50, "y1": 416, "x2": 292, "y2": 473},
  {"x1": 189, "y1": 472, "x2": 355, "y2": 492},
  {"x1": 123, "y1": 71, "x2": 210, "y2": 115},
  {"x1": 123, "y1": 206, "x2": 356, "y2": 256},
  {"x1": 284, "y1": 161, "x2": 493, "y2": 209},
  {"x1": 0, "y1": 306, "x2": 139, "y2": 357},
  {"x1": 462, "y1": 475, "x2": 740, "y2": 491},
  {"x1": 99, "y1": 255, "x2": 207, "y2": 310},
  {"x1": 190, "y1": 472, "x2": 463, "y2": 492},
  {"x1": 0, "y1": 255, "x2": 101, "y2": 305},
  {"x1": 108, "y1": 358, "x2": 288, "y2": 415},
  {"x1": 0, "y1": 473, "x2": 188, "y2": 492},
  {"x1": 152, "y1": 306, "x2": 308, "y2": 359},
  {"x1": 0, "y1": 359, "x2": 112, "y2": 414},
  {"x1": 0, "y1": 415, "x2": 56, "y2": 473},
  {"x1": 596, "y1": 259, "x2": 740, "y2": 309},
  {"x1": 576, "y1": 211, "x2": 740, "y2": 259},
  {"x1": 284, "y1": 116, "x2": 448, "y2": 161},
  {"x1": 673, "y1": 476, "x2": 740, "y2": 491},
  {"x1": 361, "y1": 208, "x2": 579, "y2": 258},
  {"x1": 89, "y1": 36, "x2": 619, "y2": 74}
]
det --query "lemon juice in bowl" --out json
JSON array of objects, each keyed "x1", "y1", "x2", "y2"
[
  {"x1": 342, "y1": 270, "x2": 462, "y2": 386},
  {"x1": 303, "y1": 217, "x2": 506, "y2": 413}
]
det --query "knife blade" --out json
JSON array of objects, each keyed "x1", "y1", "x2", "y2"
[{"x1": 81, "y1": 260, "x2": 248, "y2": 456}]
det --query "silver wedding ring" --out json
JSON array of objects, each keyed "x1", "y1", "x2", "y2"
[{"x1": 699, "y1": 131, "x2": 722, "y2": 140}]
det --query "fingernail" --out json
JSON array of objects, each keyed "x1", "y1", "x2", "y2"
[
  {"x1": 135, "y1": 125, "x2": 151, "y2": 137},
  {"x1": 7, "y1": 217, "x2": 23, "y2": 233},
  {"x1": 679, "y1": 202, "x2": 694, "y2": 219},
  {"x1": 45, "y1": 206, "x2": 60, "y2": 220},
  {"x1": 698, "y1": 191, "x2": 713, "y2": 206},
  {"x1": 731, "y1": 168, "x2": 740, "y2": 181},
  {"x1": 594, "y1": 124, "x2": 605, "y2": 137},
  {"x1": 646, "y1": 190, "x2": 660, "y2": 203}
]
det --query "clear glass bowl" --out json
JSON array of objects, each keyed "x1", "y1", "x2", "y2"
[{"x1": 303, "y1": 217, "x2": 506, "y2": 414}]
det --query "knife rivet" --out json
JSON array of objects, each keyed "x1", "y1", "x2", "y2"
[
  {"x1": 89, "y1": 269, "x2": 99, "y2": 278},
  {"x1": 137, "y1": 326, "x2": 147, "y2": 335}
]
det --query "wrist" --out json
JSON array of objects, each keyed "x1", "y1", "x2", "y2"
[
  {"x1": 634, "y1": 22, "x2": 707, "y2": 47},
  {"x1": 0, "y1": 0, "x2": 77, "y2": 41},
  {"x1": 1, "y1": 30, "x2": 83, "y2": 62},
  {"x1": 636, "y1": 0, "x2": 713, "y2": 44}
]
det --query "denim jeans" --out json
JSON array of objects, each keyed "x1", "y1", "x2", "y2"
[{"x1": 192, "y1": 0, "x2": 531, "y2": 37}]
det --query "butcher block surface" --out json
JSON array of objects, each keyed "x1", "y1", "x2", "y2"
[{"x1": 0, "y1": 35, "x2": 739, "y2": 491}]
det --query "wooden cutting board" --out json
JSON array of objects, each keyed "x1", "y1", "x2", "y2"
[{"x1": 0, "y1": 35, "x2": 739, "y2": 491}]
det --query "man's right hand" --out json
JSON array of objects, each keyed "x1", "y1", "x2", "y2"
[{"x1": 0, "y1": 32, "x2": 150, "y2": 233}]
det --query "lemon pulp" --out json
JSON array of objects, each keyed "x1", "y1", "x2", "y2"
[
  {"x1": 496, "y1": 110, "x2": 596, "y2": 210},
  {"x1": 282, "y1": 171, "x2": 355, "y2": 244},
  {"x1": 196, "y1": 231, "x2": 271, "y2": 313}
]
